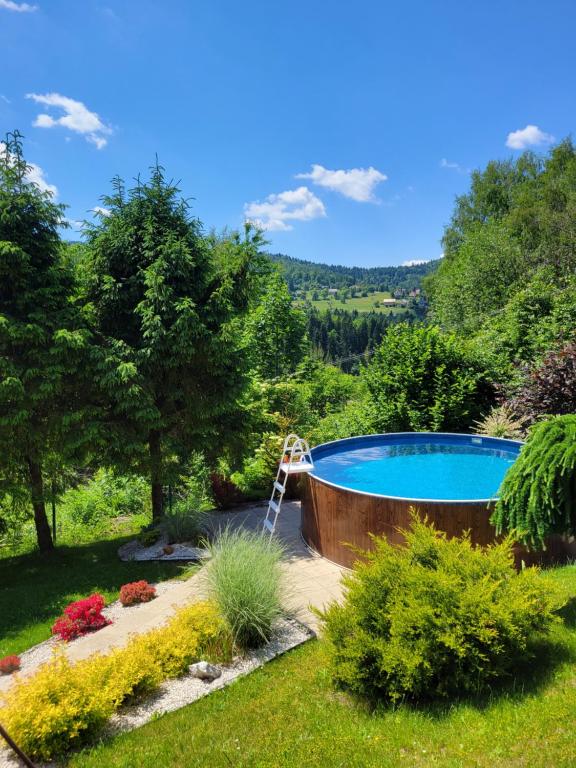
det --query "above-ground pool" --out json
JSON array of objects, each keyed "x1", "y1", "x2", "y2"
[
  {"x1": 301, "y1": 432, "x2": 523, "y2": 568},
  {"x1": 309, "y1": 433, "x2": 520, "y2": 502}
]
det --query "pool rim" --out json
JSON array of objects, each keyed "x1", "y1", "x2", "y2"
[{"x1": 308, "y1": 432, "x2": 523, "y2": 506}]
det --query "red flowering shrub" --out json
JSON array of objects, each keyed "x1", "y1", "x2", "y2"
[
  {"x1": 119, "y1": 580, "x2": 157, "y2": 606},
  {"x1": 210, "y1": 473, "x2": 242, "y2": 509},
  {"x1": 0, "y1": 655, "x2": 21, "y2": 675},
  {"x1": 52, "y1": 594, "x2": 110, "y2": 642}
]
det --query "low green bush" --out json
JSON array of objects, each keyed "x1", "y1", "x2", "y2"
[
  {"x1": 318, "y1": 516, "x2": 564, "y2": 704},
  {"x1": 137, "y1": 526, "x2": 162, "y2": 547},
  {"x1": 362, "y1": 323, "x2": 496, "y2": 433},
  {"x1": 61, "y1": 470, "x2": 149, "y2": 528},
  {"x1": 231, "y1": 433, "x2": 285, "y2": 499},
  {"x1": 206, "y1": 527, "x2": 284, "y2": 648}
]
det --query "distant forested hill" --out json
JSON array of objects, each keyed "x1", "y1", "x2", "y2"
[{"x1": 268, "y1": 253, "x2": 439, "y2": 293}]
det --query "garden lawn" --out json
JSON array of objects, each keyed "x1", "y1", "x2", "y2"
[
  {"x1": 69, "y1": 565, "x2": 576, "y2": 768},
  {"x1": 0, "y1": 529, "x2": 194, "y2": 657}
]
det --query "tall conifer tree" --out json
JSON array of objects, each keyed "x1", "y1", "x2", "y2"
[
  {"x1": 84, "y1": 164, "x2": 264, "y2": 518},
  {"x1": 0, "y1": 132, "x2": 87, "y2": 552}
]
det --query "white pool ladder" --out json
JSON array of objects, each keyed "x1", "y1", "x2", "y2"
[{"x1": 262, "y1": 434, "x2": 314, "y2": 537}]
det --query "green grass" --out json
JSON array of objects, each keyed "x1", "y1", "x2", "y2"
[
  {"x1": 67, "y1": 564, "x2": 576, "y2": 768},
  {"x1": 296, "y1": 291, "x2": 410, "y2": 314},
  {"x1": 0, "y1": 522, "x2": 195, "y2": 657}
]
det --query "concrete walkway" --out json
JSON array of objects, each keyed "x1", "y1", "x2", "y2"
[{"x1": 0, "y1": 502, "x2": 344, "y2": 695}]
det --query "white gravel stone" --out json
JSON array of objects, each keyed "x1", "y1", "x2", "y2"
[
  {"x1": 118, "y1": 537, "x2": 210, "y2": 562},
  {"x1": 188, "y1": 660, "x2": 221, "y2": 681}
]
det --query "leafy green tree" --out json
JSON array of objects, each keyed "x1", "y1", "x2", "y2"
[
  {"x1": 440, "y1": 153, "x2": 541, "y2": 258},
  {"x1": 428, "y1": 140, "x2": 576, "y2": 343},
  {"x1": 362, "y1": 324, "x2": 495, "y2": 433},
  {"x1": 244, "y1": 271, "x2": 307, "y2": 379},
  {"x1": 428, "y1": 220, "x2": 523, "y2": 331},
  {"x1": 83, "y1": 165, "x2": 265, "y2": 518},
  {"x1": 0, "y1": 132, "x2": 88, "y2": 552}
]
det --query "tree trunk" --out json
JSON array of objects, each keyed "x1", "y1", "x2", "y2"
[
  {"x1": 149, "y1": 428, "x2": 164, "y2": 520},
  {"x1": 27, "y1": 455, "x2": 54, "y2": 553}
]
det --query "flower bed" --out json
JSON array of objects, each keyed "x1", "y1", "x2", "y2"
[{"x1": 0, "y1": 601, "x2": 231, "y2": 761}]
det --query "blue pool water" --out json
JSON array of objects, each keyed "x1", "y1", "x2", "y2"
[{"x1": 310, "y1": 433, "x2": 521, "y2": 501}]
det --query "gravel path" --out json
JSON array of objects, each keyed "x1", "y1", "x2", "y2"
[{"x1": 0, "y1": 578, "x2": 192, "y2": 693}]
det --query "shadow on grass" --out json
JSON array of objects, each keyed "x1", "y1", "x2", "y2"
[
  {"x1": 325, "y1": 611, "x2": 576, "y2": 721},
  {"x1": 557, "y1": 596, "x2": 576, "y2": 628},
  {"x1": 0, "y1": 534, "x2": 191, "y2": 655},
  {"x1": 365, "y1": 631, "x2": 576, "y2": 721}
]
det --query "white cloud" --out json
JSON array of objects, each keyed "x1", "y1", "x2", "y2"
[
  {"x1": 402, "y1": 259, "x2": 430, "y2": 267},
  {"x1": 26, "y1": 162, "x2": 58, "y2": 196},
  {"x1": 26, "y1": 92, "x2": 112, "y2": 149},
  {"x1": 0, "y1": 141, "x2": 58, "y2": 196},
  {"x1": 439, "y1": 158, "x2": 470, "y2": 175},
  {"x1": 506, "y1": 125, "x2": 554, "y2": 150},
  {"x1": 440, "y1": 158, "x2": 458, "y2": 169},
  {"x1": 244, "y1": 186, "x2": 326, "y2": 232},
  {"x1": 296, "y1": 164, "x2": 387, "y2": 202},
  {"x1": 0, "y1": 0, "x2": 37, "y2": 11},
  {"x1": 92, "y1": 206, "x2": 111, "y2": 216}
]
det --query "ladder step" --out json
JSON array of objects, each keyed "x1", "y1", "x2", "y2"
[
  {"x1": 280, "y1": 461, "x2": 314, "y2": 475},
  {"x1": 263, "y1": 518, "x2": 275, "y2": 533},
  {"x1": 274, "y1": 481, "x2": 285, "y2": 493},
  {"x1": 268, "y1": 500, "x2": 280, "y2": 515}
]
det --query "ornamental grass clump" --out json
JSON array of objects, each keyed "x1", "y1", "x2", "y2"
[
  {"x1": 161, "y1": 501, "x2": 207, "y2": 544},
  {"x1": 318, "y1": 515, "x2": 564, "y2": 704},
  {"x1": 474, "y1": 404, "x2": 526, "y2": 440},
  {"x1": 493, "y1": 414, "x2": 576, "y2": 548},
  {"x1": 206, "y1": 527, "x2": 284, "y2": 648}
]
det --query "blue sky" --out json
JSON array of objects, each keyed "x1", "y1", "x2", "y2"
[{"x1": 1, "y1": 0, "x2": 574, "y2": 266}]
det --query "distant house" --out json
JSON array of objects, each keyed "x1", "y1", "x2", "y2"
[
  {"x1": 382, "y1": 298, "x2": 398, "y2": 306},
  {"x1": 409, "y1": 288, "x2": 422, "y2": 297},
  {"x1": 327, "y1": 288, "x2": 338, "y2": 295}
]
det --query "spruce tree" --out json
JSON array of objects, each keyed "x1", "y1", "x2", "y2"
[
  {"x1": 84, "y1": 164, "x2": 264, "y2": 518},
  {"x1": 0, "y1": 132, "x2": 87, "y2": 552}
]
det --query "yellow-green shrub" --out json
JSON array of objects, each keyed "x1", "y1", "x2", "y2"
[
  {"x1": 0, "y1": 601, "x2": 231, "y2": 761},
  {"x1": 130, "y1": 602, "x2": 233, "y2": 679},
  {"x1": 318, "y1": 517, "x2": 565, "y2": 704}
]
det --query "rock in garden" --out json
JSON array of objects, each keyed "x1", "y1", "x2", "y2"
[{"x1": 189, "y1": 661, "x2": 221, "y2": 682}]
